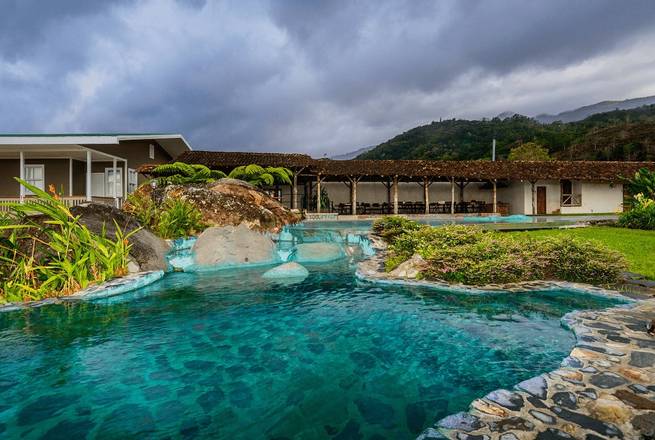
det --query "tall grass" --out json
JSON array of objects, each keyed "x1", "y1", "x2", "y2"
[{"x1": 0, "y1": 179, "x2": 134, "y2": 304}]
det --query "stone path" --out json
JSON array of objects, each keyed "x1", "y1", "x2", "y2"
[{"x1": 416, "y1": 301, "x2": 655, "y2": 439}]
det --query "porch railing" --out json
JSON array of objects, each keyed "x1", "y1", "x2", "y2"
[
  {"x1": 0, "y1": 196, "x2": 122, "y2": 212},
  {"x1": 561, "y1": 193, "x2": 582, "y2": 207}
]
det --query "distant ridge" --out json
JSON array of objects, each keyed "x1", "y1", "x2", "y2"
[
  {"x1": 535, "y1": 95, "x2": 655, "y2": 123},
  {"x1": 331, "y1": 145, "x2": 375, "y2": 160}
]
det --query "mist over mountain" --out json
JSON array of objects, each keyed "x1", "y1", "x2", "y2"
[{"x1": 535, "y1": 96, "x2": 655, "y2": 124}]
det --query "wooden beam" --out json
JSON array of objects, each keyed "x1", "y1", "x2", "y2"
[
  {"x1": 392, "y1": 175, "x2": 399, "y2": 215},
  {"x1": 423, "y1": 177, "x2": 430, "y2": 214},
  {"x1": 316, "y1": 174, "x2": 322, "y2": 213},
  {"x1": 450, "y1": 177, "x2": 455, "y2": 214},
  {"x1": 492, "y1": 179, "x2": 497, "y2": 214}
]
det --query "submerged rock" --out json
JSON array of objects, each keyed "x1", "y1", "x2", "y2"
[
  {"x1": 193, "y1": 225, "x2": 278, "y2": 267},
  {"x1": 70, "y1": 204, "x2": 170, "y2": 271},
  {"x1": 388, "y1": 253, "x2": 427, "y2": 279},
  {"x1": 262, "y1": 262, "x2": 309, "y2": 280},
  {"x1": 293, "y1": 242, "x2": 344, "y2": 263}
]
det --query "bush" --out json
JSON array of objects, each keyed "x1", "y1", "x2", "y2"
[
  {"x1": 152, "y1": 162, "x2": 226, "y2": 186},
  {"x1": 372, "y1": 216, "x2": 423, "y2": 243},
  {"x1": 618, "y1": 194, "x2": 655, "y2": 230},
  {"x1": 124, "y1": 190, "x2": 206, "y2": 239},
  {"x1": 380, "y1": 220, "x2": 626, "y2": 286},
  {"x1": 0, "y1": 179, "x2": 133, "y2": 303}
]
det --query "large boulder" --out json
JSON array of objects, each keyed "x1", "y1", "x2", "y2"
[
  {"x1": 70, "y1": 204, "x2": 170, "y2": 272},
  {"x1": 133, "y1": 178, "x2": 301, "y2": 233},
  {"x1": 262, "y1": 262, "x2": 309, "y2": 280},
  {"x1": 193, "y1": 224, "x2": 279, "y2": 267},
  {"x1": 293, "y1": 243, "x2": 345, "y2": 263}
]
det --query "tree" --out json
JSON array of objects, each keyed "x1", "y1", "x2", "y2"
[
  {"x1": 152, "y1": 162, "x2": 226, "y2": 185},
  {"x1": 228, "y1": 164, "x2": 293, "y2": 187},
  {"x1": 507, "y1": 142, "x2": 551, "y2": 161}
]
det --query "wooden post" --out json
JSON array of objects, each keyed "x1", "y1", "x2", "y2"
[
  {"x1": 423, "y1": 177, "x2": 430, "y2": 214},
  {"x1": 530, "y1": 181, "x2": 536, "y2": 215},
  {"x1": 112, "y1": 158, "x2": 118, "y2": 207},
  {"x1": 349, "y1": 177, "x2": 359, "y2": 215},
  {"x1": 316, "y1": 174, "x2": 321, "y2": 213},
  {"x1": 492, "y1": 179, "x2": 497, "y2": 214},
  {"x1": 291, "y1": 173, "x2": 298, "y2": 210},
  {"x1": 392, "y1": 175, "x2": 399, "y2": 215},
  {"x1": 68, "y1": 158, "x2": 73, "y2": 197},
  {"x1": 450, "y1": 178, "x2": 455, "y2": 214}
]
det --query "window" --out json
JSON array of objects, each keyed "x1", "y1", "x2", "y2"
[
  {"x1": 128, "y1": 168, "x2": 138, "y2": 193},
  {"x1": 104, "y1": 168, "x2": 123, "y2": 197},
  {"x1": 24, "y1": 164, "x2": 44, "y2": 195},
  {"x1": 149, "y1": 144, "x2": 155, "y2": 159}
]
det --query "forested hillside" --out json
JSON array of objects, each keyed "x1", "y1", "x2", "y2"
[{"x1": 357, "y1": 105, "x2": 655, "y2": 161}]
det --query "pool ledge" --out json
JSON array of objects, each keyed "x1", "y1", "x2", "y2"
[
  {"x1": 357, "y1": 242, "x2": 655, "y2": 439},
  {"x1": 0, "y1": 270, "x2": 164, "y2": 312}
]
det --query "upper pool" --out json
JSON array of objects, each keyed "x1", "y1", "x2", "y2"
[{"x1": 0, "y1": 256, "x2": 625, "y2": 439}]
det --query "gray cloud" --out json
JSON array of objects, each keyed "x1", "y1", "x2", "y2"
[{"x1": 1, "y1": 0, "x2": 655, "y2": 156}]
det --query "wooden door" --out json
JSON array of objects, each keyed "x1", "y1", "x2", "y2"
[{"x1": 537, "y1": 186, "x2": 547, "y2": 215}]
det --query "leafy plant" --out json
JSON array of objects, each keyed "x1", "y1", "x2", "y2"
[
  {"x1": 152, "y1": 162, "x2": 226, "y2": 186},
  {"x1": 228, "y1": 164, "x2": 293, "y2": 187},
  {"x1": 155, "y1": 199, "x2": 206, "y2": 239},
  {"x1": 618, "y1": 193, "x2": 655, "y2": 230},
  {"x1": 624, "y1": 168, "x2": 655, "y2": 199},
  {"x1": 372, "y1": 216, "x2": 422, "y2": 243},
  {"x1": 0, "y1": 179, "x2": 134, "y2": 303}
]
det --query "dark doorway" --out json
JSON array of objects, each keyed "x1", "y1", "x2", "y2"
[{"x1": 537, "y1": 186, "x2": 547, "y2": 215}]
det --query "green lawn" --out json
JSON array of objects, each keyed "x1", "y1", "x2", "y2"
[{"x1": 510, "y1": 226, "x2": 655, "y2": 280}]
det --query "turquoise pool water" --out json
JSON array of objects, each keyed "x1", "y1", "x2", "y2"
[{"x1": 0, "y1": 258, "x2": 624, "y2": 439}]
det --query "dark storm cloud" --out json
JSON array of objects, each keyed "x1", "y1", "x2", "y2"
[{"x1": 1, "y1": 0, "x2": 655, "y2": 155}]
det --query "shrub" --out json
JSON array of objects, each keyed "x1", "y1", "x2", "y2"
[
  {"x1": 124, "y1": 190, "x2": 206, "y2": 239},
  {"x1": 372, "y1": 216, "x2": 422, "y2": 243},
  {"x1": 618, "y1": 193, "x2": 655, "y2": 230},
  {"x1": 0, "y1": 179, "x2": 133, "y2": 303},
  {"x1": 381, "y1": 222, "x2": 626, "y2": 286},
  {"x1": 155, "y1": 199, "x2": 206, "y2": 239},
  {"x1": 228, "y1": 164, "x2": 293, "y2": 187}
]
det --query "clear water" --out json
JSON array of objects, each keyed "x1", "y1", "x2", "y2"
[{"x1": 0, "y1": 258, "x2": 624, "y2": 439}]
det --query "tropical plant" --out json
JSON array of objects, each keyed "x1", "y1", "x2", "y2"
[
  {"x1": 152, "y1": 162, "x2": 226, "y2": 186},
  {"x1": 228, "y1": 164, "x2": 293, "y2": 187},
  {"x1": 618, "y1": 193, "x2": 655, "y2": 230},
  {"x1": 624, "y1": 168, "x2": 655, "y2": 199},
  {"x1": 123, "y1": 190, "x2": 206, "y2": 239},
  {"x1": 0, "y1": 179, "x2": 134, "y2": 303},
  {"x1": 507, "y1": 142, "x2": 551, "y2": 161},
  {"x1": 155, "y1": 198, "x2": 206, "y2": 239}
]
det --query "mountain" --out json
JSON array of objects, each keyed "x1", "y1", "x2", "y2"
[
  {"x1": 535, "y1": 95, "x2": 655, "y2": 124},
  {"x1": 357, "y1": 104, "x2": 655, "y2": 161},
  {"x1": 331, "y1": 145, "x2": 375, "y2": 160}
]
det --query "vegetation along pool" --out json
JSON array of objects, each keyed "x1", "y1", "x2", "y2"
[{"x1": 0, "y1": 252, "x2": 625, "y2": 439}]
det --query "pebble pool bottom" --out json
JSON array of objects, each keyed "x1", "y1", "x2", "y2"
[{"x1": 0, "y1": 260, "x2": 623, "y2": 439}]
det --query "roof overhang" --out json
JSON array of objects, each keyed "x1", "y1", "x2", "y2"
[{"x1": 0, "y1": 134, "x2": 192, "y2": 158}]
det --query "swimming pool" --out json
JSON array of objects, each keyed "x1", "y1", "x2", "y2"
[{"x1": 0, "y1": 252, "x2": 624, "y2": 438}]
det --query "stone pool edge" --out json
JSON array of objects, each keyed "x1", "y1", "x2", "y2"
[
  {"x1": 356, "y1": 237, "x2": 655, "y2": 439},
  {"x1": 0, "y1": 270, "x2": 165, "y2": 313}
]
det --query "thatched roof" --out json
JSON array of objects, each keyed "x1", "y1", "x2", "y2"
[{"x1": 138, "y1": 150, "x2": 655, "y2": 182}]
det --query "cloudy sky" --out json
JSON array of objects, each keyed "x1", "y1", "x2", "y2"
[{"x1": 2, "y1": 0, "x2": 655, "y2": 156}]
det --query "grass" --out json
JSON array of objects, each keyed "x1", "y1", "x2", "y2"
[{"x1": 510, "y1": 226, "x2": 655, "y2": 280}]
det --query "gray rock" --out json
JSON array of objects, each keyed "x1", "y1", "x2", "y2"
[
  {"x1": 552, "y1": 392, "x2": 577, "y2": 409},
  {"x1": 438, "y1": 412, "x2": 483, "y2": 432},
  {"x1": 262, "y1": 262, "x2": 309, "y2": 280},
  {"x1": 70, "y1": 204, "x2": 170, "y2": 271},
  {"x1": 293, "y1": 242, "x2": 344, "y2": 263},
  {"x1": 416, "y1": 428, "x2": 448, "y2": 440},
  {"x1": 529, "y1": 410, "x2": 556, "y2": 425},
  {"x1": 517, "y1": 376, "x2": 548, "y2": 399},
  {"x1": 484, "y1": 389, "x2": 524, "y2": 411},
  {"x1": 629, "y1": 351, "x2": 655, "y2": 368},
  {"x1": 193, "y1": 225, "x2": 278, "y2": 267},
  {"x1": 632, "y1": 413, "x2": 655, "y2": 437},
  {"x1": 589, "y1": 372, "x2": 628, "y2": 389}
]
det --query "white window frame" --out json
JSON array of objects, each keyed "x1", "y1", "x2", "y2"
[
  {"x1": 24, "y1": 164, "x2": 45, "y2": 195},
  {"x1": 128, "y1": 168, "x2": 138, "y2": 193},
  {"x1": 149, "y1": 144, "x2": 155, "y2": 159},
  {"x1": 104, "y1": 167, "x2": 123, "y2": 197}
]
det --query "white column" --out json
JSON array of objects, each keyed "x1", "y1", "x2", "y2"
[
  {"x1": 450, "y1": 178, "x2": 455, "y2": 214},
  {"x1": 112, "y1": 158, "x2": 118, "y2": 207},
  {"x1": 86, "y1": 150, "x2": 92, "y2": 202},
  {"x1": 291, "y1": 173, "x2": 298, "y2": 210},
  {"x1": 392, "y1": 175, "x2": 399, "y2": 215},
  {"x1": 423, "y1": 177, "x2": 430, "y2": 214},
  {"x1": 124, "y1": 160, "x2": 128, "y2": 198},
  {"x1": 492, "y1": 180, "x2": 498, "y2": 214},
  {"x1": 316, "y1": 174, "x2": 321, "y2": 213},
  {"x1": 68, "y1": 158, "x2": 73, "y2": 197},
  {"x1": 19, "y1": 151, "x2": 25, "y2": 202}
]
